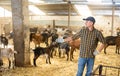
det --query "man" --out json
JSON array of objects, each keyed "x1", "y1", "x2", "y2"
[{"x1": 65, "y1": 16, "x2": 106, "y2": 76}]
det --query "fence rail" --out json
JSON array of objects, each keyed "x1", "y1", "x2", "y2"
[{"x1": 91, "y1": 65, "x2": 120, "y2": 76}]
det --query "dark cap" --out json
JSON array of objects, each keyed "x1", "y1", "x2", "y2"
[{"x1": 83, "y1": 16, "x2": 95, "y2": 23}]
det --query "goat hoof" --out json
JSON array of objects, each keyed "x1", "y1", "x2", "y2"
[
  {"x1": 34, "y1": 65, "x2": 37, "y2": 67},
  {"x1": 104, "y1": 52, "x2": 106, "y2": 54}
]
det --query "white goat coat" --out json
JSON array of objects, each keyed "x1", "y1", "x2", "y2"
[{"x1": 0, "y1": 48, "x2": 17, "y2": 69}]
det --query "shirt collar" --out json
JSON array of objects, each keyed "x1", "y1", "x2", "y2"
[{"x1": 86, "y1": 27, "x2": 95, "y2": 31}]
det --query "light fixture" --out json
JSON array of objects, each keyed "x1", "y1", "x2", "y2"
[
  {"x1": 74, "y1": 5, "x2": 92, "y2": 16},
  {"x1": 28, "y1": 0, "x2": 44, "y2": 3},
  {"x1": 29, "y1": 5, "x2": 45, "y2": 15},
  {"x1": 87, "y1": 0, "x2": 102, "y2": 4}
]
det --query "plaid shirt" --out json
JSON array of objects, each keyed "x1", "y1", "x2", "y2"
[{"x1": 72, "y1": 27, "x2": 105, "y2": 58}]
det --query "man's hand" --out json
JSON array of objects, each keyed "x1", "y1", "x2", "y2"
[
  {"x1": 56, "y1": 37, "x2": 64, "y2": 43},
  {"x1": 64, "y1": 37, "x2": 72, "y2": 42},
  {"x1": 93, "y1": 50, "x2": 100, "y2": 56}
]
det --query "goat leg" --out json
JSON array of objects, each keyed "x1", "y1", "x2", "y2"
[
  {"x1": 104, "y1": 48, "x2": 107, "y2": 54},
  {"x1": 46, "y1": 54, "x2": 51, "y2": 64},
  {"x1": 59, "y1": 50, "x2": 61, "y2": 58},
  {"x1": 8, "y1": 59, "x2": 11, "y2": 69},
  {"x1": 33, "y1": 58, "x2": 37, "y2": 67},
  {"x1": 33, "y1": 54, "x2": 39, "y2": 67},
  {"x1": 70, "y1": 48, "x2": 74, "y2": 61},
  {"x1": 48, "y1": 56, "x2": 51, "y2": 64},
  {"x1": 13, "y1": 60, "x2": 15, "y2": 69},
  {"x1": 0, "y1": 59, "x2": 3, "y2": 66},
  {"x1": 50, "y1": 48, "x2": 54, "y2": 58},
  {"x1": 104, "y1": 44, "x2": 108, "y2": 54},
  {"x1": 66, "y1": 52, "x2": 69, "y2": 61}
]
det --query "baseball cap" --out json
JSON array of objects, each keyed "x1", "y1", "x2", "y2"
[{"x1": 83, "y1": 16, "x2": 95, "y2": 23}]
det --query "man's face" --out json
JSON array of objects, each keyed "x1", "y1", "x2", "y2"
[{"x1": 85, "y1": 20, "x2": 94, "y2": 27}]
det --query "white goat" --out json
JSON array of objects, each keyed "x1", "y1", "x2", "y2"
[{"x1": 0, "y1": 48, "x2": 17, "y2": 69}]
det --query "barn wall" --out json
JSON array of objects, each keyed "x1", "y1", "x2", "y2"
[
  {"x1": 0, "y1": 16, "x2": 120, "y2": 36},
  {"x1": 29, "y1": 16, "x2": 120, "y2": 36},
  {"x1": 95, "y1": 16, "x2": 120, "y2": 36},
  {"x1": 0, "y1": 17, "x2": 12, "y2": 35}
]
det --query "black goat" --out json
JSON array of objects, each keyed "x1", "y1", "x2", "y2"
[
  {"x1": 116, "y1": 37, "x2": 120, "y2": 54},
  {"x1": 50, "y1": 33, "x2": 59, "y2": 58},
  {"x1": 32, "y1": 42, "x2": 57, "y2": 66},
  {"x1": 58, "y1": 42, "x2": 70, "y2": 61},
  {"x1": 104, "y1": 36, "x2": 120, "y2": 54}
]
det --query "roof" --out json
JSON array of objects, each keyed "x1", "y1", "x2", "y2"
[{"x1": 0, "y1": 0, "x2": 120, "y2": 16}]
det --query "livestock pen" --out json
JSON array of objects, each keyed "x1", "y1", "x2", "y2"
[{"x1": 91, "y1": 65, "x2": 120, "y2": 76}]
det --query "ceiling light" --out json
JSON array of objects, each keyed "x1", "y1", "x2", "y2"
[
  {"x1": 74, "y1": 5, "x2": 92, "y2": 16},
  {"x1": 29, "y1": 5, "x2": 45, "y2": 15},
  {"x1": 28, "y1": 0, "x2": 44, "y2": 3},
  {"x1": 87, "y1": 0, "x2": 102, "y2": 4}
]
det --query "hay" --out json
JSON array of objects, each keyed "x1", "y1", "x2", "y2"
[{"x1": 0, "y1": 44, "x2": 120, "y2": 76}]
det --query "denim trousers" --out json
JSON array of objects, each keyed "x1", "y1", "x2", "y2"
[{"x1": 76, "y1": 57, "x2": 95, "y2": 76}]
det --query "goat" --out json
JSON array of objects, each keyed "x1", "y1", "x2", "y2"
[
  {"x1": 32, "y1": 42, "x2": 57, "y2": 67},
  {"x1": 30, "y1": 31, "x2": 52, "y2": 48},
  {"x1": 58, "y1": 42, "x2": 70, "y2": 61},
  {"x1": 0, "y1": 48, "x2": 17, "y2": 69},
  {"x1": 55, "y1": 37, "x2": 71, "y2": 61},
  {"x1": 54, "y1": 37, "x2": 80, "y2": 61},
  {"x1": 50, "y1": 33, "x2": 59, "y2": 58},
  {"x1": 104, "y1": 36, "x2": 120, "y2": 54},
  {"x1": 0, "y1": 35, "x2": 8, "y2": 48},
  {"x1": 116, "y1": 37, "x2": 120, "y2": 54},
  {"x1": 68, "y1": 38, "x2": 80, "y2": 61}
]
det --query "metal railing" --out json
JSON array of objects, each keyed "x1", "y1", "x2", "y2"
[{"x1": 91, "y1": 65, "x2": 120, "y2": 76}]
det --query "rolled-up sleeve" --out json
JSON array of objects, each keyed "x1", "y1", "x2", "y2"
[
  {"x1": 72, "y1": 30, "x2": 81, "y2": 40},
  {"x1": 97, "y1": 31, "x2": 106, "y2": 44}
]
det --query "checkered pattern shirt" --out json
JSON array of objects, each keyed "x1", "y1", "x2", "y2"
[{"x1": 72, "y1": 27, "x2": 105, "y2": 58}]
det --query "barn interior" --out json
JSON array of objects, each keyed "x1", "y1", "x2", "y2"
[
  {"x1": 0, "y1": 0, "x2": 120, "y2": 35},
  {"x1": 0, "y1": 0, "x2": 120, "y2": 76}
]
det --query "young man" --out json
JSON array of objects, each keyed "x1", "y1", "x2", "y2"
[{"x1": 66, "y1": 16, "x2": 106, "y2": 76}]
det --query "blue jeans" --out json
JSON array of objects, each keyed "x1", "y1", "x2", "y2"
[{"x1": 76, "y1": 58, "x2": 95, "y2": 76}]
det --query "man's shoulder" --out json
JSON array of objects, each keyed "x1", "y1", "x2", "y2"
[
  {"x1": 94, "y1": 28, "x2": 101, "y2": 32},
  {"x1": 80, "y1": 27, "x2": 87, "y2": 31}
]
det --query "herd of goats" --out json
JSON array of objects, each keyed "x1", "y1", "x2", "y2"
[{"x1": 0, "y1": 27, "x2": 120, "y2": 69}]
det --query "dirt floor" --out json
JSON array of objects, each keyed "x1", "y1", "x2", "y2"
[{"x1": 0, "y1": 43, "x2": 120, "y2": 76}]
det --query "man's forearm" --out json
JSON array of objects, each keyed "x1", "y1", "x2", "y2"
[
  {"x1": 97, "y1": 43, "x2": 105, "y2": 52},
  {"x1": 72, "y1": 33, "x2": 80, "y2": 40}
]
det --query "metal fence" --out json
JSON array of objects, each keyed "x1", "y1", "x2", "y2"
[{"x1": 91, "y1": 65, "x2": 120, "y2": 76}]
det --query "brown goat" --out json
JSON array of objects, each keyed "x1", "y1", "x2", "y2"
[{"x1": 68, "y1": 38, "x2": 80, "y2": 61}]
